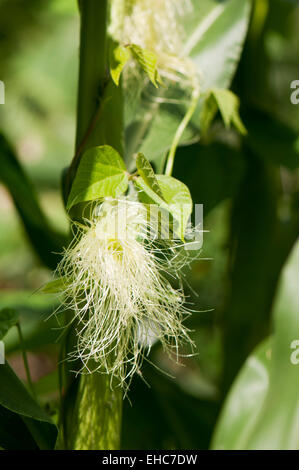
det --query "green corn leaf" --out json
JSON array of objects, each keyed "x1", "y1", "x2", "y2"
[
  {"x1": 67, "y1": 145, "x2": 129, "y2": 209},
  {"x1": 0, "y1": 362, "x2": 57, "y2": 449},
  {"x1": 211, "y1": 338, "x2": 271, "y2": 450},
  {"x1": 110, "y1": 43, "x2": 131, "y2": 86},
  {"x1": 212, "y1": 242, "x2": 299, "y2": 450},
  {"x1": 0, "y1": 134, "x2": 66, "y2": 270},
  {"x1": 0, "y1": 404, "x2": 41, "y2": 450},
  {"x1": 122, "y1": 360, "x2": 219, "y2": 450}
]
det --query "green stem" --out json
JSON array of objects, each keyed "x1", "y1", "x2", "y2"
[
  {"x1": 62, "y1": 0, "x2": 124, "y2": 450},
  {"x1": 16, "y1": 322, "x2": 36, "y2": 398},
  {"x1": 164, "y1": 89, "x2": 199, "y2": 177}
]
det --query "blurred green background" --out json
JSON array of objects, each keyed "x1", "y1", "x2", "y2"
[{"x1": 0, "y1": 0, "x2": 298, "y2": 450}]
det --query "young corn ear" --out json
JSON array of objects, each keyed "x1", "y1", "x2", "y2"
[{"x1": 57, "y1": 198, "x2": 195, "y2": 389}]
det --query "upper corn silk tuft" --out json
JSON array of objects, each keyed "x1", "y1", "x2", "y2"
[{"x1": 108, "y1": 0, "x2": 199, "y2": 91}]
